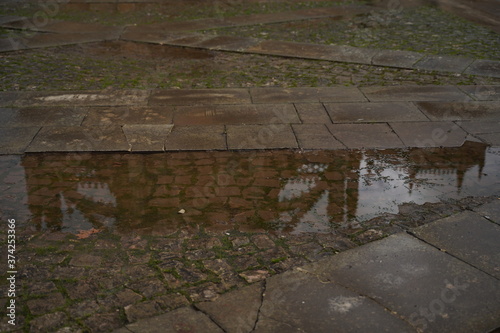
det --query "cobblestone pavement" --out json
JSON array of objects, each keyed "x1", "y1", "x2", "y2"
[{"x1": 0, "y1": 0, "x2": 499, "y2": 332}]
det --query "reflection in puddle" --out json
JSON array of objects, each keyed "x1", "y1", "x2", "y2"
[{"x1": 0, "y1": 141, "x2": 498, "y2": 235}]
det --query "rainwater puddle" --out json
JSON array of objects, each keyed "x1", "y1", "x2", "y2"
[{"x1": 0, "y1": 141, "x2": 498, "y2": 235}]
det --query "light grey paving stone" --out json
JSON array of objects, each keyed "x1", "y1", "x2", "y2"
[
  {"x1": 255, "y1": 269, "x2": 414, "y2": 333},
  {"x1": 371, "y1": 49, "x2": 424, "y2": 68},
  {"x1": 26, "y1": 125, "x2": 129, "y2": 152},
  {"x1": 464, "y1": 59, "x2": 500, "y2": 78},
  {"x1": 0, "y1": 127, "x2": 40, "y2": 154},
  {"x1": 459, "y1": 85, "x2": 500, "y2": 101},
  {"x1": 292, "y1": 124, "x2": 345, "y2": 149},
  {"x1": 294, "y1": 103, "x2": 331, "y2": 123},
  {"x1": 227, "y1": 124, "x2": 298, "y2": 150},
  {"x1": 474, "y1": 200, "x2": 500, "y2": 225},
  {"x1": 390, "y1": 121, "x2": 468, "y2": 148},
  {"x1": 164, "y1": 125, "x2": 226, "y2": 151},
  {"x1": 0, "y1": 91, "x2": 20, "y2": 107},
  {"x1": 82, "y1": 106, "x2": 174, "y2": 126},
  {"x1": 415, "y1": 101, "x2": 500, "y2": 121},
  {"x1": 413, "y1": 211, "x2": 500, "y2": 279},
  {"x1": 413, "y1": 55, "x2": 474, "y2": 73},
  {"x1": 173, "y1": 104, "x2": 299, "y2": 125},
  {"x1": 456, "y1": 120, "x2": 500, "y2": 134},
  {"x1": 325, "y1": 102, "x2": 428, "y2": 123},
  {"x1": 149, "y1": 89, "x2": 251, "y2": 106},
  {"x1": 195, "y1": 282, "x2": 263, "y2": 333},
  {"x1": 475, "y1": 132, "x2": 500, "y2": 146},
  {"x1": 250, "y1": 87, "x2": 366, "y2": 104},
  {"x1": 361, "y1": 86, "x2": 471, "y2": 102},
  {"x1": 193, "y1": 35, "x2": 260, "y2": 51},
  {"x1": 326, "y1": 123, "x2": 404, "y2": 149},
  {"x1": 119, "y1": 306, "x2": 223, "y2": 333},
  {"x1": 0, "y1": 108, "x2": 15, "y2": 125},
  {"x1": 308, "y1": 233, "x2": 500, "y2": 333},
  {"x1": 13, "y1": 90, "x2": 149, "y2": 107},
  {"x1": 4, "y1": 107, "x2": 87, "y2": 127},
  {"x1": 123, "y1": 124, "x2": 173, "y2": 152}
]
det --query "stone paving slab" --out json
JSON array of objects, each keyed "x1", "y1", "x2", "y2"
[
  {"x1": 293, "y1": 103, "x2": 332, "y2": 123},
  {"x1": 292, "y1": 124, "x2": 345, "y2": 150},
  {"x1": 250, "y1": 87, "x2": 367, "y2": 103},
  {"x1": 3, "y1": 107, "x2": 87, "y2": 127},
  {"x1": 164, "y1": 125, "x2": 226, "y2": 151},
  {"x1": 413, "y1": 211, "x2": 500, "y2": 279},
  {"x1": 307, "y1": 233, "x2": 500, "y2": 333},
  {"x1": 456, "y1": 120, "x2": 500, "y2": 134},
  {"x1": 413, "y1": 55, "x2": 475, "y2": 73},
  {"x1": 82, "y1": 106, "x2": 174, "y2": 126},
  {"x1": 192, "y1": 35, "x2": 261, "y2": 52},
  {"x1": 226, "y1": 124, "x2": 298, "y2": 150},
  {"x1": 25, "y1": 125, "x2": 129, "y2": 152},
  {"x1": 415, "y1": 101, "x2": 500, "y2": 120},
  {"x1": 464, "y1": 59, "x2": 500, "y2": 78},
  {"x1": 255, "y1": 269, "x2": 415, "y2": 333},
  {"x1": 390, "y1": 121, "x2": 468, "y2": 148},
  {"x1": 474, "y1": 132, "x2": 500, "y2": 146},
  {"x1": 173, "y1": 104, "x2": 300, "y2": 125},
  {"x1": 473, "y1": 199, "x2": 500, "y2": 225},
  {"x1": 0, "y1": 91, "x2": 20, "y2": 107},
  {"x1": 371, "y1": 49, "x2": 424, "y2": 68},
  {"x1": 326, "y1": 123, "x2": 405, "y2": 149},
  {"x1": 325, "y1": 102, "x2": 428, "y2": 123},
  {"x1": 149, "y1": 89, "x2": 251, "y2": 106},
  {"x1": 123, "y1": 124, "x2": 174, "y2": 152},
  {"x1": 0, "y1": 19, "x2": 122, "y2": 35},
  {"x1": 0, "y1": 126, "x2": 40, "y2": 154},
  {"x1": 459, "y1": 85, "x2": 500, "y2": 101},
  {"x1": 361, "y1": 86, "x2": 471, "y2": 102}
]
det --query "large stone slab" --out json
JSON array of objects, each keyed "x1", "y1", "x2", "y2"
[
  {"x1": 82, "y1": 106, "x2": 174, "y2": 126},
  {"x1": 308, "y1": 233, "x2": 500, "y2": 333},
  {"x1": 326, "y1": 123, "x2": 404, "y2": 149},
  {"x1": 149, "y1": 89, "x2": 251, "y2": 106},
  {"x1": 117, "y1": 306, "x2": 223, "y2": 333},
  {"x1": 12, "y1": 90, "x2": 149, "y2": 107},
  {"x1": 455, "y1": 120, "x2": 500, "y2": 134},
  {"x1": 250, "y1": 87, "x2": 366, "y2": 104},
  {"x1": 0, "y1": 127, "x2": 40, "y2": 154},
  {"x1": 173, "y1": 104, "x2": 299, "y2": 125},
  {"x1": 413, "y1": 55, "x2": 474, "y2": 73},
  {"x1": 0, "y1": 108, "x2": 15, "y2": 124},
  {"x1": 475, "y1": 132, "x2": 500, "y2": 146},
  {"x1": 390, "y1": 121, "x2": 468, "y2": 147},
  {"x1": 325, "y1": 102, "x2": 428, "y2": 123},
  {"x1": 255, "y1": 269, "x2": 414, "y2": 333},
  {"x1": 193, "y1": 35, "x2": 260, "y2": 52},
  {"x1": 459, "y1": 85, "x2": 500, "y2": 101},
  {"x1": 164, "y1": 125, "x2": 226, "y2": 151},
  {"x1": 5, "y1": 107, "x2": 87, "y2": 127},
  {"x1": 361, "y1": 86, "x2": 471, "y2": 102},
  {"x1": 26, "y1": 125, "x2": 129, "y2": 152},
  {"x1": 123, "y1": 124, "x2": 174, "y2": 152},
  {"x1": 195, "y1": 282, "x2": 263, "y2": 333},
  {"x1": 292, "y1": 124, "x2": 345, "y2": 149},
  {"x1": 416, "y1": 101, "x2": 500, "y2": 120},
  {"x1": 293, "y1": 103, "x2": 331, "y2": 123},
  {"x1": 464, "y1": 59, "x2": 500, "y2": 78},
  {"x1": 226, "y1": 124, "x2": 298, "y2": 149},
  {"x1": 473, "y1": 200, "x2": 500, "y2": 225},
  {"x1": 414, "y1": 211, "x2": 500, "y2": 279},
  {"x1": 371, "y1": 49, "x2": 424, "y2": 68},
  {"x1": 0, "y1": 91, "x2": 20, "y2": 107}
]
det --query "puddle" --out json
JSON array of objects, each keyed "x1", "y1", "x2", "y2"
[{"x1": 0, "y1": 141, "x2": 498, "y2": 235}]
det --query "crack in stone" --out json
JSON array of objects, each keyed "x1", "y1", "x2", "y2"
[
  {"x1": 192, "y1": 305, "x2": 228, "y2": 333},
  {"x1": 250, "y1": 279, "x2": 267, "y2": 332}
]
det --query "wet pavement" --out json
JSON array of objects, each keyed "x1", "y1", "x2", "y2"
[{"x1": 1, "y1": 0, "x2": 500, "y2": 332}]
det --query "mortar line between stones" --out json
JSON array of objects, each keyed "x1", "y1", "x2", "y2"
[
  {"x1": 386, "y1": 122, "x2": 407, "y2": 148},
  {"x1": 250, "y1": 279, "x2": 267, "y2": 332},
  {"x1": 411, "y1": 101, "x2": 433, "y2": 122},
  {"x1": 192, "y1": 304, "x2": 228, "y2": 333},
  {"x1": 406, "y1": 229, "x2": 500, "y2": 282}
]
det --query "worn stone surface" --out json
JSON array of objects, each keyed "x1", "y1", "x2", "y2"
[
  {"x1": 413, "y1": 55, "x2": 474, "y2": 73},
  {"x1": 414, "y1": 210, "x2": 500, "y2": 279},
  {"x1": 459, "y1": 85, "x2": 500, "y2": 101},
  {"x1": 456, "y1": 120, "x2": 500, "y2": 134},
  {"x1": 390, "y1": 121, "x2": 468, "y2": 147},
  {"x1": 464, "y1": 59, "x2": 500, "y2": 78},
  {"x1": 371, "y1": 49, "x2": 424, "y2": 68},
  {"x1": 325, "y1": 102, "x2": 428, "y2": 123},
  {"x1": 123, "y1": 124, "x2": 174, "y2": 151},
  {"x1": 292, "y1": 124, "x2": 344, "y2": 149},
  {"x1": 82, "y1": 106, "x2": 174, "y2": 126},
  {"x1": 164, "y1": 125, "x2": 226, "y2": 150},
  {"x1": 149, "y1": 89, "x2": 251, "y2": 106},
  {"x1": 416, "y1": 101, "x2": 500, "y2": 120},
  {"x1": 474, "y1": 199, "x2": 500, "y2": 225},
  {"x1": 0, "y1": 126, "x2": 40, "y2": 154},
  {"x1": 361, "y1": 85, "x2": 471, "y2": 102},
  {"x1": 226, "y1": 124, "x2": 298, "y2": 149},
  {"x1": 250, "y1": 87, "x2": 366, "y2": 103},
  {"x1": 326, "y1": 123, "x2": 404, "y2": 149},
  {"x1": 4, "y1": 107, "x2": 87, "y2": 127},
  {"x1": 293, "y1": 103, "x2": 331, "y2": 123}
]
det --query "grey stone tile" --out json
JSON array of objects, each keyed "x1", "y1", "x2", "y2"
[
  {"x1": 13, "y1": 90, "x2": 149, "y2": 107},
  {"x1": 413, "y1": 55, "x2": 474, "y2": 73},
  {"x1": 326, "y1": 123, "x2": 404, "y2": 149},
  {"x1": 361, "y1": 86, "x2": 471, "y2": 102},
  {"x1": 193, "y1": 35, "x2": 260, "y2": 51},
  {"x1": 475, "y1": 132, "x2": 500, "y2": 146},
  {"x1": 122, "y1": 307, "x2": 223, "y2": 333},
  {"x1": 390, "y1": 121, "x2": 468, "y2": 148},
  {"x1": 196, "y1": 283, "x2": 263, "y2": 333},
  {"x1": 18, "y1": 31, "x2": 117, "y2": 50},
  {"x1": 123, "y1": 124, "x2": 174, "y2": 152},
  {"x1": 0, "y1": 37, "x2": 27, "y2": 52},
  {"x1": 371, "y1": 49, "x2": 424, "y2": 68},
  {"x1": 0, "y1": 15, "x2": 24, "y2": 25},
  {"x1": 173, "y1": 104, "x2": 299, "y2": 125},
  {"x1": 0, "y1": 127, "x2": 40, "y2": 154},
  {"x1": 474, "y1": 200, "x2": 500, "y2": 225},
  {"x1": 294, "y1": 103, "x2": 331, "y2": 123},
  {"x1": 82, "y1": 106, "x2": 174, "y2": 126},
  {"x1": 4, "y1": 107, "x2": 87, "y2": 127},
  {"x1": 322, "y1": 44, "x2": 379, "y2": 64},
  {"x1": 0, "y1": 108, "x2": 15, "y2": 125},
  {"x1": 26, "y1": 125, "x2": 129, "y2": 152},
  {"x1": 164, "y1": 125, "x2": 226, "y2": 151},
  {"x1": 309, "y1": 233, "x2": 500, "y2": 333},
  {"x1": 227, "y1": 124, "x2": 298, "y2": 150},
  {"x1": 250, "y1": 87, "x2": 366, "y2": 104},
  {"x1": 459, "y1": 85, "x2": 500, "y2": 101},
  {"x1": 416, "y1": 101, "x2": 500, "y2": 120},
  {"x1": 292, "y1": 124, "x2": 345, "y2": 149},
  {"x1": 464, "y1": 59, "x2": 500, "y2": 78},
  {"x1": 0, "y1": 91, "x2": 20, "y2": 107},
  {"x1": 414, "y1": 211, "x2": 500, "y2": 279},
  {"x1": 149, "y1": 89, "x2": 251, "y2": 106},
  {"x1": 456, "y1": 120, "x2": 500, "y2": 134},
  {"x1": 255, "y1": 270, "x2": 414, "y2": 333},
  {"x1": 166, "y1": 34, "x2": 213, "y2": 46},
  {"x1": 325, "y1": 102, "x2": 428, "y2": 123}
]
